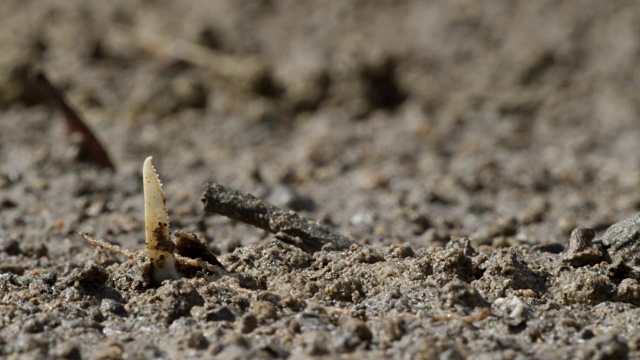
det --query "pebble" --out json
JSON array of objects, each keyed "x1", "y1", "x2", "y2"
[
  {"x1": 562, "y1": 227, "x2": 606, "y2": 267},
  {"x1": 492, "y1": 296, "x2": 530, "y2": 327},
  {"x1": 600, "y1": 214, "x2": 640, "y2": 266}
]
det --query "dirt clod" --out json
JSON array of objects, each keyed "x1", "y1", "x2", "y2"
[{"x1": 563, "y1": 226, "x2": 607, "y2": 267}]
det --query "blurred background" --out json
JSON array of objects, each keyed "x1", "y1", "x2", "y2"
[{"x1": 1, "y1": 0, "x2": 639, "y2": 258}]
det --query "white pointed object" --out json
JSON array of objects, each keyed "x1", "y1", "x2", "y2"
[{"x1": 143, "y1": 156, "x2": 180, "y2": 282}]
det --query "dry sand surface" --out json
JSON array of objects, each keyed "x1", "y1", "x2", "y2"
[{"x1": 1, "y1": 1, "x2": 640, "y2": 359}]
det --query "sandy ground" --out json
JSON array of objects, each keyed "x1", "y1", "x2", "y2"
[{"x1": 1, "y1": 1, "x2": 640, "y2": 359}]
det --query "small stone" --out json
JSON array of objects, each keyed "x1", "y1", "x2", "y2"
[
  {"x1": 492, "y1": 296, "x2": 531, "y2": 327},
  {"x1": 563, "y1": 227, "x2": 607, "y2": 267},
  {"x1": 567, "y1": 227, "x2": 596, "y2": 253},
  {"x1": 616, "y1": 278, "x2": 640, "y2": 305},
  {"x1": 601, "y1": 214, "x2": 640, "y2": 266}
]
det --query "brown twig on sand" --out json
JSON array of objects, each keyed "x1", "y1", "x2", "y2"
[
  {"x1": 201, "y1": 183, "x2": 359, "y2": 252},
  {"x1": 80, "y1": 232, "x2": 135, "y2": 259},
  {"x1": 34, "y1": 69, "x2": 116, "y2": 171}
]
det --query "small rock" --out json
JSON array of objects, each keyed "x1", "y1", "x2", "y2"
[
  {"x1": 616, "y1": 278, "x2": 640, "y2": 305},
  {"x1": 492, "y1": 296, "x2": 531, "y2": 327},
  {"x1": 562, "y1": 227, "x2": 607, "y2": 267},
  {"x1": 600, "y1": 214, "x2": 640, "y2": 266},
  {"x1": 567, "y1": 227, "x2": 595, "y2": 252}
]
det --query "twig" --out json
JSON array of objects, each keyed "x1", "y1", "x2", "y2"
[
  {"x1": 201, "y1": 183, "x2": 359, "y2": 252},
  {"x1": 34, "y1": 69, "x2": 116, "y2": 171},
  {"x1": 80, "y1": 233, "x2": 135, "y2": 259},
  {"x1": 81, "y1": 232, "x2": 225, "y2": 274}
]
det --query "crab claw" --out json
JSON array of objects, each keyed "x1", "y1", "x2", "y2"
[{"x1": 143, "y1": 156, "x2": 180, "y2": 283}]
